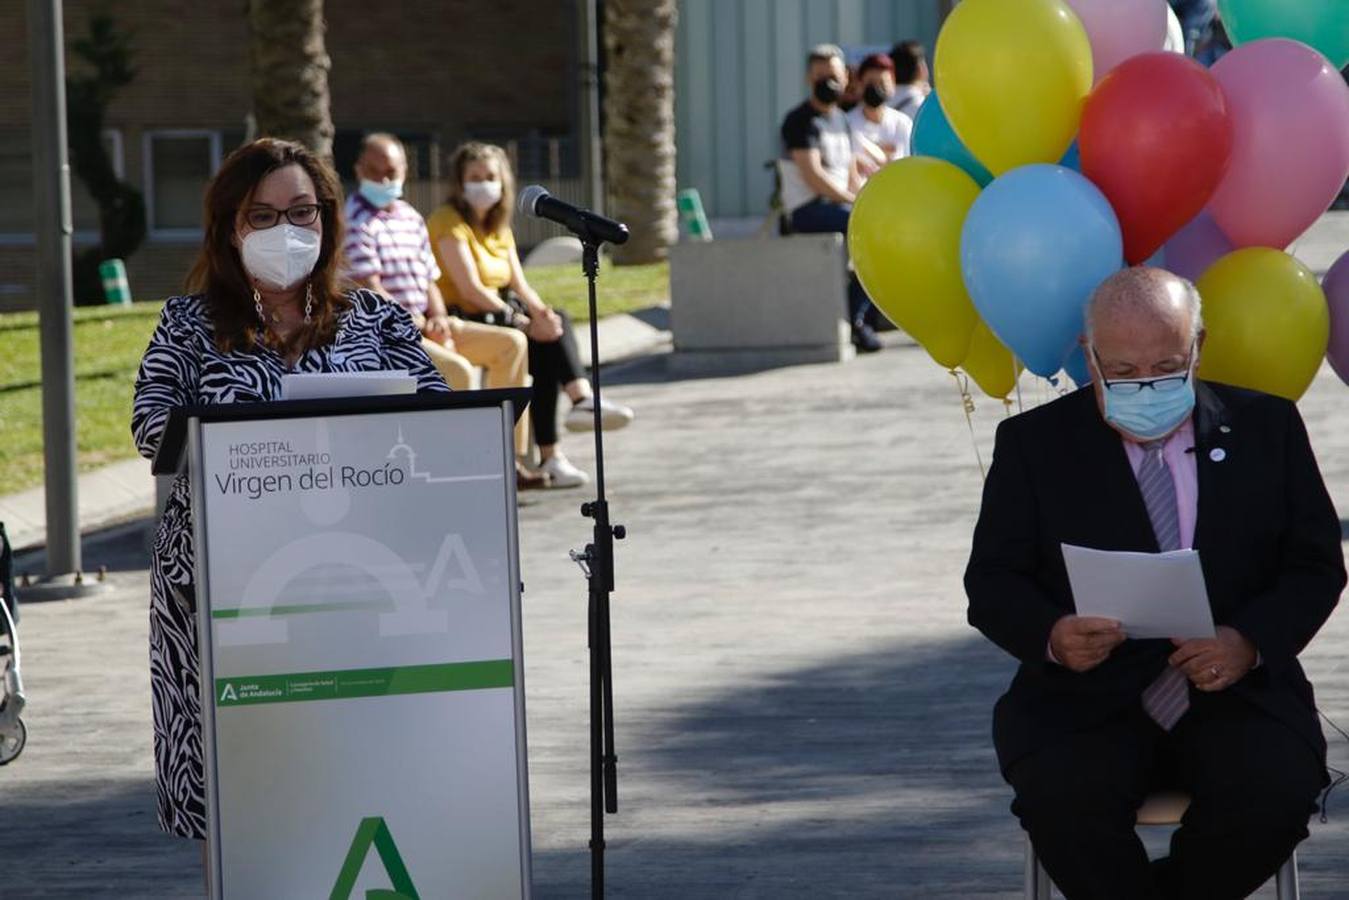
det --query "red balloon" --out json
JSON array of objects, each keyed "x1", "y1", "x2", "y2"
[{"x1": 1080, "y1": 52, "x2": 1234, "y2": 264}]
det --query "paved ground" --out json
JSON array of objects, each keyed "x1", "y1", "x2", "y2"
[{"x1": 4, "y1": 330, "x2": 1349, "y2": 898}]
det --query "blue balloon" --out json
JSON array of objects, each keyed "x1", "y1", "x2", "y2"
[
  {"x1": 1059, "y1": 140, "x2": 1080, "y2": 172},
  {"x1": 1062, "y1": 344, "x2": 1092, "y2": 387},
  {"x1": 961, "y1": 165, "x2": 1124, "y2": 378},
  {"x1": 910, "y1": 92, "x2": 994, "y2": 188}
]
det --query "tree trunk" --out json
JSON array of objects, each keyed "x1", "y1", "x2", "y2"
[
  {"x1": 602, "y1": 0, "x2": 678, "y2": 265},
  {"x1": 246, "y1": 0, "x2": 334, "y2": 158},
  {"x1": 66, "y1": 14, "x2": 146, "y2": 304}
]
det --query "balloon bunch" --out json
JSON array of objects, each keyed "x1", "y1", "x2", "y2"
[{"x1": 848, "y1": 0, "x2": 1349, "y2": 402}]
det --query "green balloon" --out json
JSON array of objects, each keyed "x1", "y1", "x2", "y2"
[{"x1": 1217, "y1": 0, "x2": 1349, "y2": 69}]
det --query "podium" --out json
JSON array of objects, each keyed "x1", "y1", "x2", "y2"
[{"x1": 154, "y1": 389, "x2": 534, "y2": 900}]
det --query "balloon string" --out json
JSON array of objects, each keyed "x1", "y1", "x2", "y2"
[
  {"x1": 950, "y1": 368, "x2": 986, "y2": 480},
  {"x1": 1012, "y1": 355, "x2": 1025, "y2": 414}
]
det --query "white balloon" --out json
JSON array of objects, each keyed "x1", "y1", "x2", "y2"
[{"x1": 1163, "y1": 4, "x2": 1185, "y2": 54}]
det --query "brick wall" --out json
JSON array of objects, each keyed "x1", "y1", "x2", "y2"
[{"x1": 0, "y1": 0, "x2": 580, "y2": 309}]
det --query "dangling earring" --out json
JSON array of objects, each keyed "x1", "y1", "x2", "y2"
[
  {"x1": 304, "y1": 282, "x2": 314, "y2": 324},
  {"x1": 253, "y1": 287, "x2": 265, "y2": 325}
]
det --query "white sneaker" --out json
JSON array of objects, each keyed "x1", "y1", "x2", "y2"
[
  {"x1": 565, "y1": 395, "x2": 634, "y2": 433},
  {"x1": 539, "y1": 451, "x2": 590, "y2": 489}
]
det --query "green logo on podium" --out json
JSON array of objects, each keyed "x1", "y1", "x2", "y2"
[{"x1": 330, "y1": 816, "x2": 420, "y2": 900}]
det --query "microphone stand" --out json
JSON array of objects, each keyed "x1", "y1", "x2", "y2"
[{"x1": 567, "y1": 236, "x2": 623, "y2": 900}]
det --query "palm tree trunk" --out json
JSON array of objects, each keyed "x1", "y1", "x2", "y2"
[
  {"x1": 602, "y1": 0, "x2": 679, "y2": 265},
  {"x1": 246, "y1": 0, "x2": 334, "y2": 158}
]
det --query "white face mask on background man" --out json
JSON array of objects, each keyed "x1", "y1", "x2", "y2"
[
  {"x1": 463, "y1": 179, "x2": 502, "y2": 211},
  {"x1": 240, "y1": 223, "x2": 321, "y2": 290}
]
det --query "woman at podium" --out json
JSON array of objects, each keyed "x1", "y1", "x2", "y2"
[{"x1": 129, "y1": 138, "x2": 447, "y2": 842}]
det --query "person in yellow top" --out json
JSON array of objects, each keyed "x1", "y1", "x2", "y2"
[{"x1": 428, "y1": 142, "x2": 634, "y2": 489}]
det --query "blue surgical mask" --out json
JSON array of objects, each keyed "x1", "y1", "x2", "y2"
[
  {"x1": 358, "y1": 178, "x2": 403, "y2": 209},
  {"x1": 1094, "y1": 345, "x2": 1198, "y2": 441}
]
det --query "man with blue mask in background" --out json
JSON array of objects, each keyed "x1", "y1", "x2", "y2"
[
  {"x1": 965, "y1": 267, "x2": 1344, "y2": 899},
  {"x1": 345, "y1": 133, "x2": 456, "y2": 350}
]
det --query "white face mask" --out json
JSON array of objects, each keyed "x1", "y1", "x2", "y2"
[
  {"x1": 240, "y1": 223, "x2": 321, "y2": 290},
  {"x1": 463, "y1": 179, "x2": 502, "y2": 211}
]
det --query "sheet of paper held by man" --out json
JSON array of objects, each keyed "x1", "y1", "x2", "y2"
[
  {"x1": 279, "y1": 370, "x2": 416, "y2": 401},
  {"x1": 1061, "y1": 543, "x2": 1216, "y2": 640}
]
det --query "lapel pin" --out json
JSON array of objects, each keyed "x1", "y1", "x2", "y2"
[
  {"x1": 1219, "y1": 425, "x2": 1231, "y2": 434},
  {"x1": 1210, "y1": 448, "x2": 1227, "y2": 462}
]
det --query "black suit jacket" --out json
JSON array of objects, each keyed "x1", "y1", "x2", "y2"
[{"x1": 965, "y1": 381, "x2": 1345, "y2": 774}]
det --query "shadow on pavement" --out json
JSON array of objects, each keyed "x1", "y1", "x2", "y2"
[
  {"x1": 13, "y1": 518, "x2": 153, "y2": 583},
  {"x1": 626, "y1": 306, "x2": 670, "y2": 332},
  {"x1": 0, "y1": 778, "x2": 201, "y2": 898},
  {"x1": 600, "y1": 353, "x2": 815, "y2": 388},
  {"x1": 601, "y1": 336, "x2": 919, "y2": 389},
  {"x1": 532, "y1": 634, "x2": 1028, "y2": 898}
]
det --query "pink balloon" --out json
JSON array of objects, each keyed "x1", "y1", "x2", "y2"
[
  {"x1": 1325, "y1": 250, "x2": 1349, "y2": 385},
  {"x1": 1065, "y1": 0, "x2": 1170, "y2": 83},
  {"x1": 1162, "y1": 212, "x2": 1234, "y2": 282},
  {"x1": 1208, "y1": 39, "x2": 1349, "y2": 250}
]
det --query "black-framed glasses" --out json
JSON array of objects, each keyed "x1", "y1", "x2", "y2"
[
  {"x1": 242, "y1": 203, "x2": 321, "y2": 230},
  {"x1": 1091, "y1": 342, "x2": 1196, "y2": 396}
]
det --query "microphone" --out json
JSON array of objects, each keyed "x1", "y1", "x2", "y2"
[{"x1": 518, "y1": 185, "x2": 630, "y2": 246}]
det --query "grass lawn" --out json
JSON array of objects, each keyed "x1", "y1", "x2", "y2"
[
  {"x1": 524, "y1": 258, "x2": 668, "y2": 321},
  {"x1": 0, "y1": 302, "x2": 163, "y2": 494},
  {"x1": 0, "y1": 260, "x2": 667, "y2": 494}
]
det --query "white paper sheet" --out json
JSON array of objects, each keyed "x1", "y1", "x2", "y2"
[
  {"x1": 279, "y1": 370, "x2": 416, "y2": 401},
  {"x1": 1061, "y1": 543, "x2": 1216, "y2": 640}
]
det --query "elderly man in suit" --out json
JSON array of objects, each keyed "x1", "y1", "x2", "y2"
[{"x1": 966, "y1": 267, "x2": 1344, "y2": 899}]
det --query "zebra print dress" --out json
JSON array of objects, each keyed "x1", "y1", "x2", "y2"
[{"x1": 131, "y1": 289, "x2": 448, "y2": 839}]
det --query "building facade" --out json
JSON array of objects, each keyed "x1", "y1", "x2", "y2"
[
  {"x1": 5, "y1": 0, "x2": 952, "y2": 310},
  {"x1": 1, "y1": 0, "x2": 591, "y2": 310},
  {"x1": 674, "y1": 0, "x2": 947, "y2": 224}
]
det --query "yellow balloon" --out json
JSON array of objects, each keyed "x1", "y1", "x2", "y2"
[
  {"x1": 848, "y1": 156, "x2": 982, "y2": 368},
  {"x1": 963, "y1": 319, "x2": 1023, "y2": 399},
  {"x1": 1196, "y1": 248, "x2": 1329, "y2": 401},
  {"x1": 934, "y1": 0, "x2": 1093, "y2": 176}
]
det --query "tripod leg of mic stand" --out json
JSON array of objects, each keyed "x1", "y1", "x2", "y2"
[
  {"x1": 600, "y1": 592, "x2": 618, "y2": 814},
  {"x1": 589, "y1": 582, "x2": 605, "y2": 898}
]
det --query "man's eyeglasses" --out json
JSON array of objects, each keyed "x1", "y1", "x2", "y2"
[
  {"x1": 242, "y1": 203, "x2": 321, "y2": 230},
  {"x1": 1091, "y1": 343, "x2": 1196, "y2": 396}
]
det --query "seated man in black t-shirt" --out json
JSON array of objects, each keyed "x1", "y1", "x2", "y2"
[{"x1": 779, "y1": 43, "x2": 880, "y2": 353}]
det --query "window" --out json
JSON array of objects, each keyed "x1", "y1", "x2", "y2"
[
  {"x1": 143, "y1": 130, "x2": 222, "y2": 239},
  {"x1": 0, "y1": 129, "x2": 123, "y2": 244}
]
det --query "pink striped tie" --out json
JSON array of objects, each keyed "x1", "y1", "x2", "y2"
[{"x1": 1135, "y1": 441, "x2": 1189, "y2": 730}]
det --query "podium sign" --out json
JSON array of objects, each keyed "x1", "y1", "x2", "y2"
[{"x1": 184, "y1": 397, "x2": 532, "y2": 899}]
